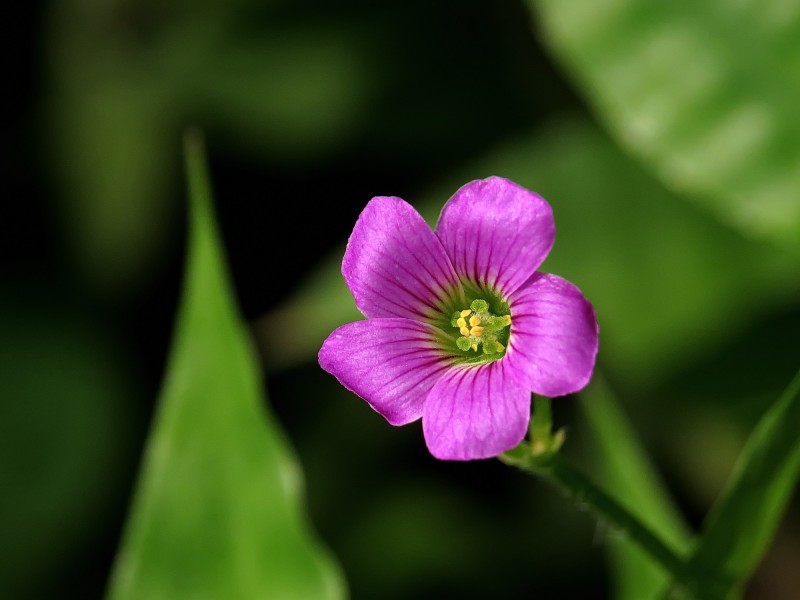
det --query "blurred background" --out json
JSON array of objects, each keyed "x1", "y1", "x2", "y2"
[{"x1": 2, "y1": 0, "x2": 799, "y2": 598}]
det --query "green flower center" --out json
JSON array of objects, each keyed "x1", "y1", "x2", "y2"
[{"x1": 450, "y1": 298, "x2": 512, "y2": 356}]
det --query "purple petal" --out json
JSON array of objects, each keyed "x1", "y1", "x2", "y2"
[
  {"x1": 435, "y1": 176, "x2": 555, "y2": 296},
  {"x1": 505, "y1": 273, "x2": 598, "y2": 397},
  {"x1": 422, "y1": 360, "x2": 531, "y2": 460},
  {"x1": 342, "y1": 196, "x2": 463, "y2": 320},
  {"x1": 318, "y1": 318, "x2": 454, "y2": 426}
]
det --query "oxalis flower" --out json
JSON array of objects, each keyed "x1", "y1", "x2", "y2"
[{"x1": 319, "y1": 176, "x2": 598, "y2": 460}]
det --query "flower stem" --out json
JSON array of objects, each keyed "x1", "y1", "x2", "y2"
[
  {"x1": 530, "y1": 396, "x2": 552, "y2": 442},
  {"x1": 500, "y1": 448, "x2": 693, "y2": 589},
  {"x1": 499, "y1": 396, "x2": 724, "y2": 597}
]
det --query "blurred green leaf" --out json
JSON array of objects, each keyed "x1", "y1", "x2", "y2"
[
  {"x1": 260, "y1": 117, "x2": 800, "y2": 392},
  {"x1": 106, "y1": 132, "x2": 345, "y2": 600},
  {"x1": 48, "y1": 76, "x2": 176, "y2": 294},
  {"x1": 254, "y1": 251, "x2": 360, "y2": 371},
  {"x1": 427, "y1": 118, "x2": 800, "y2": 390},
  {"x1": 579, "y1": 378, "x2": 692, "y2": 600},
  {"x1": 186, "y1": 33, "x2": 367, "y2": 155},
  {"x1": 45, "y1": 1, "x2": 369, "y2": 294},
  {"x1": 683, "y1": 369, "x2": 800, "y2": 598},
  {"x1": 528, "y1": 0, "x2": 800, "y2": 251}
]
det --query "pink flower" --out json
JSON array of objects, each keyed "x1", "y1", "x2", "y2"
[{"x1": 319, "y1": 177, "x2": 598, "y2": 460}]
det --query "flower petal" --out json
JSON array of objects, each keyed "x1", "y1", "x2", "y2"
[
  {"x1": 422, "y1": 360, "x2": 530, "y2": 460},
  {"x1": 435, "y1": 176, "x2": 555, "y2": 296},
  {"x1": 506, "y1": 273, "x2": 598, "y2": 397},
  {"x1": 342, "y1": 196, "x2": 463, "y2": 320},
  {"x1": 318, "y1": 318, "x2": 454, "y2": 426}
]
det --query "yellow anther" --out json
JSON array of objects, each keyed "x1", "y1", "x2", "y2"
[{"x1": 452, "y1": 299, "x2": 511, "y2": 355}]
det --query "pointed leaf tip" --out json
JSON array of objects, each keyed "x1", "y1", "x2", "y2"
[{"x1": 106, "y1": 131, "x2": 346, "y2": 600}]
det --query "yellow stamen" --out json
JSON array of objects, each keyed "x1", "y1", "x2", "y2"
[{"x1": 451, "y1": 300, "x2": 511, "y2": 355}]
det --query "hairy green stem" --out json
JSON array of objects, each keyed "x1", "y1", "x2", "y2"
[
  {"x1": 502, "y1": 450, "x2": 689, "y2": 582},
  {"x1": 500, "y1": 396, "x2": 727, "y2": 599}
]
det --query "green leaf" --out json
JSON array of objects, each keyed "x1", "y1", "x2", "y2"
[
  {"x1": 106, "y1": 132, "x2": 345, "y2": 600},
  {"x1": 683, "y1": 369, "x2": 800, "y2": 597},
  {"x1": 579, "y1": 378, "x2": 692, "y2": 600},
  {"x1": 529, "y1": 0, "x2": 800, "y2": 252}
]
